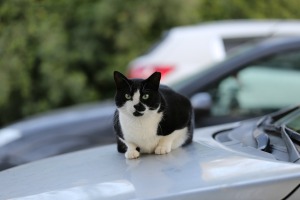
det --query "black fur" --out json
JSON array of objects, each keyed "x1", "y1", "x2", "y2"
[{"x1": 113, "y1": 71, "x2": 194, "y2": 153}]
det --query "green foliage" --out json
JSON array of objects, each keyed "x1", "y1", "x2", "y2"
[
  {"x1": 0, "y1": 0, "x2": 299, "y2": 126},
  {"x1": 197, "y1": 0, "x2": 300, "y2": 20}
]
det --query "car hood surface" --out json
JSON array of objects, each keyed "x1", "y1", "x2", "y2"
[{"x1": 0, "y1": 123, "x2": 300, "y2": 200}]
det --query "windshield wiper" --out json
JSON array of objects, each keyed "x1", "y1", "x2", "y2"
[
  {"x1": 269, "y1": 106, "x2": 299, "y2": 122},
  {"x1": 285, "y1": 126, "x2": 300, "y2": 142},
  {"x1": 253, "y1": 129, "x2": 271, "y2": 152},
  {"x1": 253, "y1": 106, "x2": 300, "y2": 157},
  {"x1": 259, "y1": 120, "x2": 300, "y2": 163},
  {"x1": 253, "y1": 116, "x2": 271, "y2": 152},
  {"x1": 257, "y1": 121, "x2": 300, "y2": 163},
  {"x1": 281, "y1": 125, "x2": 300, "y2": 163}
]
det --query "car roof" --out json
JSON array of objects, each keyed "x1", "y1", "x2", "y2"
[
  {"x1": 169, "y1": 20, "x2": 300, "y2": 38},
  {"x1": 1, "y1": 124, "x2": 300, "y2": 200},
  {"x1": 136, "y1": 20, "x2": 300, "y2": 64}
]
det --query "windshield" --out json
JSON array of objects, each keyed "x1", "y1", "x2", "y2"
[
  {"x1": 274, "y1": 109, "x2": 300, "y2": 134},
  {"x1": 286, "y1": 114, "x2": 300, "y2": 133}
]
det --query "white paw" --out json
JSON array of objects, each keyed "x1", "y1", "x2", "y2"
[
  {"x1": 155, "y1": 146, "x2": 171, "y2": 155},
  {"x1": 125, "y1": 150, "x2": 140, "y2": 159}
]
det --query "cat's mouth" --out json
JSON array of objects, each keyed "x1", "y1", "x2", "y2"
[
  {"x1": 133, "y1": 111, "x2": 144, "y2": 117},
  {"x1": 133, "y1": 103, "x2": 146, "y2": 117}
]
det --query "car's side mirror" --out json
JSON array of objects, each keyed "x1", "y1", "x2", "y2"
[{"x1": 190, "y1": 92, "x2": 212, "y2": 110}]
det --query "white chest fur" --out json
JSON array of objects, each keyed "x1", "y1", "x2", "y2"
[{"x1": 119, "y1": 109, "x2": 163, "y2": 153}]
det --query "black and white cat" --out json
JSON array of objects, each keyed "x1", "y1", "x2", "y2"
[{"x1": 113, "y1": 71, "x2": 193, "y2": 159}]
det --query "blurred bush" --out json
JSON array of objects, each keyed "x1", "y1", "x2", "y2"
[{"x1": 0, "y1": 0, "x2": 299, "y2": 126}]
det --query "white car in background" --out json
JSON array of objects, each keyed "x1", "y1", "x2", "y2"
[{"x1": 128, "y1": 20, "x2": 300, "y2": 85}]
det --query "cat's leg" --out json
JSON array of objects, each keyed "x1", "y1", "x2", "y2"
[
  {"x1": 155, "y1": 127, "x2": 188, "y2": 155},
  {"x1": 119, "y1": 137, "x2": 140, "y2": 159},
  {"x1": 155, "y1": 136, "x2": 173, "y2": 155},
  {"x1": 125, "y1": 143, "x2": 140, "y2": 159}
]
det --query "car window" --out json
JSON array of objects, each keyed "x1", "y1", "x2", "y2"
[
  {"x1": 208, "y1": 50, "x2": 300, "y2": 117},
  {"x1": 223, "y1": 36, "x2": 267, "y2": 54}
]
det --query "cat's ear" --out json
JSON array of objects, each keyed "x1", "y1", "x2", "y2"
[
  {"x1": 145, "y1": 72, "x2": 161, "y2": 90},
  {"x1": 114, "y1": 71, "x2": 131, "y2": 90}
]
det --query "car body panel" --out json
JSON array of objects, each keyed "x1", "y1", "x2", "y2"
[
  {"x1": 1, "y1": 123, "x2": 300, "y2": 200},
  {"x1": 0, "y1": 101, "x2": 116, "y2": 169}
]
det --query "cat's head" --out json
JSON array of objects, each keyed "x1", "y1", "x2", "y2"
[{"x1": 113, "y1": 71, "x2": 161, "y2": 117}]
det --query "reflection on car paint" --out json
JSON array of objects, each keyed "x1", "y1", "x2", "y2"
[{"x1": 11, "y1": 180, "x2": 135, "y2": 200}]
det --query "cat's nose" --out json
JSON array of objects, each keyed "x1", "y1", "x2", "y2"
[{"x1": 134, "y1": 103, "x2": 146, "y2": 112}]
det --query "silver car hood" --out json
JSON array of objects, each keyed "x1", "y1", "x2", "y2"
[{"x1": 0, "y1": 122, "x2": 300, "y2": 200}]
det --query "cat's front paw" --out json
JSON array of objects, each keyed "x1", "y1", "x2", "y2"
[
  {"x1": 155, "y1": 146, "x2": 171, "y2": 155},
  {"x1": 125, "y1": 150, "x2": 140, "y2": 159}
]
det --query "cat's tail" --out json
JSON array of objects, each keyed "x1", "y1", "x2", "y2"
[
  {"x1": 117, "y1": 137, "x2": 127, "y2": 153},
  {"x1": 183, "y1": 108, "x2": 194, "y2": 146}
]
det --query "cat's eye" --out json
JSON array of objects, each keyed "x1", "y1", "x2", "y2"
[
  {"x1": 125, "y1": 94, "x2": 131, "y2": 100},
  {"x1": 142, "y1": 94, "x2": 149, "y2": 100}
]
